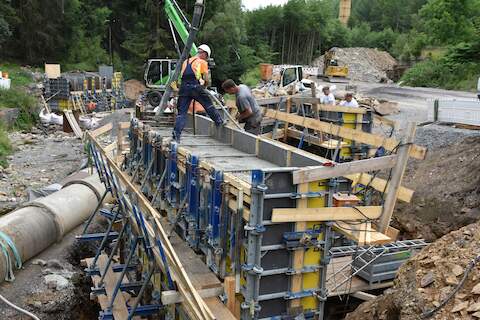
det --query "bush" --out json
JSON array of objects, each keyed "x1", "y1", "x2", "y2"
[
  {"x1": 401, "y1": 59, "x2": 480, "y2": 91},
  {"x1": 0, "y1": 88, "x2": 38, "y2": 130},
  {"x1": 240, "y1": 67, "x2": 261, "y2": 87}
]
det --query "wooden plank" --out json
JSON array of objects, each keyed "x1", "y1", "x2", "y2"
[
  {"x1": 64, "y1": 110, "x2": 83, "y2": 138},
  {"x1": 292, "y1": 97, "x2": 366, "y2": 114},
  {"x1": 293, "y1": 155, "x2": 398, "y2": 184},
  {"x1": 263, "y1": 108, "x2": 427, "y2": 160},
  {"x1": 86, "y1": 255, "x2": 130, "y2": 319},
  {"x1": 203, "y1": 297, "x2": 237, "y2": 320},
  {"x1": 283, "y1": 97, "x2": 292, "y2": 143},
  {"x1": 91, "y1": 122, "x2": 113, "y2": 137},
  {"x1": 351, "y1": 291, "x2": 377, "y2": 301},
  {"x1": 224, "y1": 276, "x2": 236, "y2": 315},
  {"x1": 104, "y1": 142, "x2": 117, "y2": 154},
  {"x1": 290, "y1": 183, "x2": 308, "y2": 310},
  {"x1": 45, "y1": 63, "x2": 61, "y2": 79},
  {"x1": 119, "y1": 122, "x2": 131, "y2": 129},
  {"x1": 255, "y1": 133, "x2": 414, "y2": 203},
  {"x1": 346, "y1": 173, "x2": 413, "y2": 203},
  {"x1": 272, "y1": 206, "x2": 383, "y2": 222},
  {"x1": 333, "y1": 221, "x2": 391, "y2": 245},
  {"x1": 161, "y1": 287, "x2": 224, "y2": 305},
  {"x1": 378, "y1": 122, "x2": 417, "y2": 232}
]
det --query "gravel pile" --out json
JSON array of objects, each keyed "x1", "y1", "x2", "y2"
[
  {"x1": 346, "y1": 222, "x2": 480, "y2": 320},
  {"x1": 312, "y1": 47, "x2": 398, "y2": 83}
]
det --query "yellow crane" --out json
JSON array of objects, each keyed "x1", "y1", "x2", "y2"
[{"x1": 339, "y1": 0, "x2": 351, "y2": 25}]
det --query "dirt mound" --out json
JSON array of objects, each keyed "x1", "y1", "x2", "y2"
[
  {"x1": 124, "y1": 79, "x2": 145, "y2": 101},
  {"x1": 394, "y1": 136, "x2": 480, "y2": 241},
  {"x1": 346, "y1": 222, "x2": 480, "y2": 320},
  {"x1": 312, "y1": 47, "x2": 398, "y2": 83}
]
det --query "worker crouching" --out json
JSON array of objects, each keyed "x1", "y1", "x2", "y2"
[
  {"x1": 173, "y1": 44, "x2": 225, "y2": 142},
  {"x1": 222, "y1": 79, "x2": 263, "y2": 135}
]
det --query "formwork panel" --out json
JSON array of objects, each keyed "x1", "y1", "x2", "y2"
[{"x1": 258, "y1": 139, "x2": 289, "y2": 166}]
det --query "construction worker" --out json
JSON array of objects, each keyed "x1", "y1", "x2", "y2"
[
  {"x1": 222, "y1": 79, "x2": 263, "y2": 135},
  {"x1": 339, "y1": 93, "x2": 359, "y2": 108},
  {"x1": 320, "y1": 86, "x2": 336, "y2": 105},
  {"x1": 173, "y1": 44, "x2": 225, "y2": 142}
]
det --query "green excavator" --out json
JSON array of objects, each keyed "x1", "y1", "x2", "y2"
[{"x1": 144, "y1": 0, "x2": 202, "y2": 108}]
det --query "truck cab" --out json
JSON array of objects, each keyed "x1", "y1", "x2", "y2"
[{"x1": 144, "y1": 59, "x2": 177, "y2": 90}]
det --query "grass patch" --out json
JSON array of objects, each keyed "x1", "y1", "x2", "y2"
[
  {"x1": 0, "y1": 88, "x2": 38, "y2": 130},
  {"x1": 0, "y1": 63, "x2": 34, "y2": 88},
  {"x1": 0, "y1": 123, "x2": 12, "y2": 168},
  {"x1": 0, "y1": 63, "x2": 38, "y2": 130}
]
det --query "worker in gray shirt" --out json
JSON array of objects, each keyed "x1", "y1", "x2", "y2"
[{"x1": 222, "y1": 79, "x2": 263, "y2": 135}]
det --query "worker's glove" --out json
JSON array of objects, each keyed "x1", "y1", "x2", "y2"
[
  {"x1": 199, "y1": 79, "x2": 205, "y2": 86},
  {"x1": 170, "y1": 81, "x2": 178, "y2": 91}
]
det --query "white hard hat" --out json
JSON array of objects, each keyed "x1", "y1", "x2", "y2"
[{"x1": 198, "y1": 44, "x2": 211, "y2": 57}]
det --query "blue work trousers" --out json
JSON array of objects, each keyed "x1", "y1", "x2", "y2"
[{"x1": 174, "y1": 83, "x2": 223, "y2": 140}]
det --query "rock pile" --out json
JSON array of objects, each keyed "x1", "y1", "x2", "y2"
[
  {"x1": 312, "y1": 47, "x2": 398, "y2": 83},
  {"x1": 346, "y1": 222, "x2": 480, "y2": 320}
]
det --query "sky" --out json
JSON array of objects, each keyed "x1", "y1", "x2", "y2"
[{"x1": 242, "y1": 0, "x2": 289, "y2": 10}]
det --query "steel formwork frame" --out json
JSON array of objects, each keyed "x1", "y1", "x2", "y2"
[{"x1": 81, "y1": 108, "x2": 425, "y2": 320}]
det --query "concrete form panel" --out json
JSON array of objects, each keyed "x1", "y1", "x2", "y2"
[
  {"x1": 258, "y1": 139, "x2": 289, "y2": 166},
  {"x1": 232, "y1": 130, "x2": 257, "y2": 154}
]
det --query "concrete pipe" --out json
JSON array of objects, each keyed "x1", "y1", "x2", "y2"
[{"x1": 0, "y1": 174, "x2": 109, "y2": 282}]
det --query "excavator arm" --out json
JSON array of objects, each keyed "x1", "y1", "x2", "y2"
[{"x1": 163, "y1": 0, "x2": 198, "y2": 57}]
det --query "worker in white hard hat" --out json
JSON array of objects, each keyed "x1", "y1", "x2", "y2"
[{"x1": 173, "y1": 44, "x2": 225, "y2": 142}]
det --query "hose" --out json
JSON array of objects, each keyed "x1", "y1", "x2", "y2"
[{"x1": 0, "y1": 292, "x2": 40, "y2": 320}]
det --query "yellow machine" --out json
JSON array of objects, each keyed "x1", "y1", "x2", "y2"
[{"x1": 323, "y1": 49, "x2": 349, "y2": 83}]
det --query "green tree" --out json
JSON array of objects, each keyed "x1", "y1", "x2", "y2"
[{"x1": 418, "y1": 0, "x2": 478, "y2": 44}]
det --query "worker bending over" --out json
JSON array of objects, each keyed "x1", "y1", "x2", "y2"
[
  {"x1": 339, "y1": 93, "x2": 359, "y2": 107},
  {"x1": 320, "y1": 86, "x2": 335, "y2": 105},
  {"x1": 222, "y1": 79, "x2": 263, "y2": 135},
  {"x1": 173, "y1": 44, "x2": 225, "y2": 142}
]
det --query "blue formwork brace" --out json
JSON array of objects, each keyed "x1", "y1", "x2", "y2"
[
  {"x1": 186, "y1": 155, "x2": 199, "y2": 248},
  {"x1": 168, "y1": 142, "x2": 179, "y2": 205},
  {"x1": 125, "y1": 206, "x2": 168, "y2": 320},
  {"x1": 208, "y1": 170, "x2": 224, "y2": 248}
]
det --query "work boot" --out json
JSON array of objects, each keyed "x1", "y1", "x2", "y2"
[{"x1": 172, "y1": 132, "x2": 180, "y2": 143}]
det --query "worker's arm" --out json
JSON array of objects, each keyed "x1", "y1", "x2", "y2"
[
  {"x1": 237, "y1": 105, "x2": 253, "y2": 122},
  {"x1": 200, "y1": 70, "x2": 209, "y2": 87}
]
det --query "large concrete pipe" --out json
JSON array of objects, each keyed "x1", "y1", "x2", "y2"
[{"x1": 0, "y1": 174, "x2": 109, "y2": 282}]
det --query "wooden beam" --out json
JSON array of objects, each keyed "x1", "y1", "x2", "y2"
[
  {"x1": 224, "y1": 276, "x2": 236, "y2": 314},
  {"x1": 333, "y1": 221, "x2": 391, "y2": 245},
  {"x1": 255, "y1": 132, "x2": 415, "y2": 203},
  {"x1": 263, "y1": 108, "x2": 427, "y2": 160},
  {"x1": 119, "y1": 121, "x2": 131, "y2": 130},
  {"x1": 351, "y1": 291, "x2": 377, "y2": 301},
  {"x1": 378, "y1": 122, "x2": 417, "y2": 232},
  {"x1": 290, "y1": 183, "x2": 308, "y2": 310},
  {"x1": 293, "y1": 155, "x2": 398, "y2": 184},
  {"x1": 345, "y1": 173, "x2": 413, "y2": 203},
  {"x1": 283, "y1": 97, "x2": 292, "y2": 143},
  {"x1": 291, "y1": 97, "x2": 367, "y2": 114},
  {"x1": 161, "y1": 287, "x2": 224, "y2": 305},
  {"x1": 272, "y1": 206, "x2": 383, "y2": 222},
  {"x1": 90, "y1": 122, "x2": 113, "y2": 137}
]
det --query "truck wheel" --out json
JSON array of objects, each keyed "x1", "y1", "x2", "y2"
[{"x1": 147, "y1": 91, "x2": 162, "y2": 107}]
